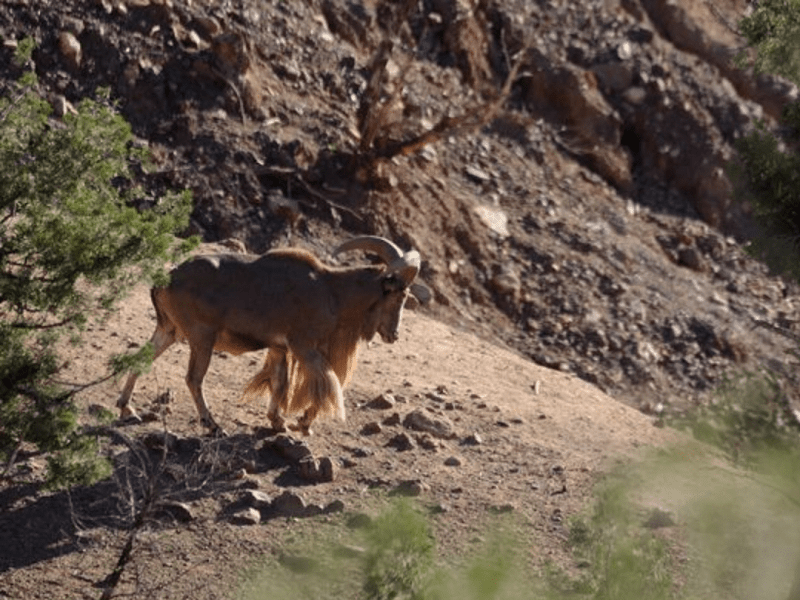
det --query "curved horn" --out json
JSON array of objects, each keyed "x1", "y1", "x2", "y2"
[
  {"x1": 334, "y1": 236, "x2": 420, "y2": 285},
  {"x1": 334, "y1": 236, "x2": 404, "y2": 263}
]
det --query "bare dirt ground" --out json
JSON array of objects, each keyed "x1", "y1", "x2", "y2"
[
  {"x1": 2, "y1": 0, "x2": 800, "y2": 597},
  {"x1": 0, "y1": 243, "x2": 677, "y2": 599}
]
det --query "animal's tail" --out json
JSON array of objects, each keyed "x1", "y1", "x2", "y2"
[{"x1": 241, "y1": 349, "x2": 346, "y2": 422}]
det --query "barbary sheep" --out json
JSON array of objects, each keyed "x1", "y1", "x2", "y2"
[{"x1": 116, "y1": 236, "x2": 429, "y2": 435}]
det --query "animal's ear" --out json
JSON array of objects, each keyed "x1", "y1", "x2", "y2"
[{"x1": 410, "y1": 282, "x2": 432, "y2": 304}]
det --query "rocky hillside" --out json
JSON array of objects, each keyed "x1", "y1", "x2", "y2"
[{"x1": 2, "y1": 0, "x2": 798, "y2": 414}]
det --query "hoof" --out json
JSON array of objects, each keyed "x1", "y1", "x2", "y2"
[
  {"x1": 117, "y1": 406, "x2": 142, "y2": 425},
  {"x1": 288, "y1": 422, "x2": 313, "y2": 436},
  {"x1": 268, "y1": 415, "x2": 287, "y2": 433},
  {"x1": 202, "y1": 417, "x2": 227, "y2": 437}
]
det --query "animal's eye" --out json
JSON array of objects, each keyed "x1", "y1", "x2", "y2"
[{"x1": 382, "y1": 275, "x2": 404, "y2": 295}]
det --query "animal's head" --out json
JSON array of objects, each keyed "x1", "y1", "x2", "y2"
[{"x1": 334, "y1": 236, "x2": 431, "y2": 344}]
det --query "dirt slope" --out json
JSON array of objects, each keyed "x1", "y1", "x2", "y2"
[
  {"x1": 2, "y1": 0, "x2": 800, "y2": 596},
  {"x1": 0, "y1": 250, "x2": 677, "y2": 598}
]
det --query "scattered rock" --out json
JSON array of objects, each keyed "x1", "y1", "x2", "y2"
[
  {"x1": 461, "y1": 432, "x2": 483, "y2": 446},
  {"x1": 360, "y1": 421, "x2": 382, "y2": 435},
  {"x1": 386, "y1": 432, "x2": 415, "y2": 451},
  {"x1": 230, "y1": 507, "x2": 261, "y2": 526},
  {"x1": 444, "y1": 456, "x2": 463, "y2": 466},
  {"x1": 324, "y1": 499, "x2": 346, "y2": 514},
  {"x1": 272, "y1": 490, "x2": 307, "y2": 517},
  {"x1": 382, "y1": 412, "x2": 402, "y2": 426},
  {"x1": 242, "y1": 490, "x2": 272, "y2": 510},
  {"x1": 416, "y1": 434, "x2": 439, "y2": 451},
  {"x1": 57, "y1": 31, "x2": 81, "y2": 70},
  {"x1": 298, "y1": 457, "x2": 336, "y2": 483},
  {"x1": 392, "y1": 479, "x2": 429, "y2": 497},
  {"x1": 156, "y1": 501, "x2": 194, "y2": 523},
  {"x1": 176, "y1": 436, "x2": 203, "y2": 454},
  {"x1": 368, "y1": 393, "x2": 396, "y2": 409},
  {"x1": 142, "y1": 431, "x2": 178, "y2": 453},
  {"x1": 402, "y1": 409, "x2": 456, "y2": 439},
  {"x1": 269, "y1": 435, "x2": 313, "y2": 462}
]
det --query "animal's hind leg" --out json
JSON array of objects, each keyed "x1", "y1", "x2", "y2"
[
  {"x1": 260, "y1": 348, "x2": 289, "y2": 432},
  {"x1": 117, "y1": 325, "x2": 175, "y2": 420},
  {"x1": 185, "y1": 333, "x2": 225, "y2": 436},
  {"x1": 289, "y1": 348, "x2": 343, "y2": 436}
]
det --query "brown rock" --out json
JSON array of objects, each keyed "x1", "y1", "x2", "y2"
[{"x1": 58, "y1": 31, "x2": 81, "y2": 70}]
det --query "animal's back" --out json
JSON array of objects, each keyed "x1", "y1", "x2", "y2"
[{"x1": 161, "y1": 250, "x2": 336, "y2": 350}]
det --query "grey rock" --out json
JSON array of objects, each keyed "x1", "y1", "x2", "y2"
[
  {"x1": 368, "y1": 393, "x2": 396, "y2": 409},
  {"x1": 242, "y1": 490, "x2": 272, "y2": 510},
  {"x1": 269, "y1": 434, "x2": 313, "y2": 462},
  {"x1": 230, "y1": 507, "x2": 261, "y2": 525},
  {"x1": 402, "y1": 409, "x2": 456, "y2": 439},
  {"x1": 298, "y1": 456, "x2": 336, "y2": 482},
  {"x1": 156, "y1": 501, "x2": 194, "y2": 523},
  {"x1": 272, "y1": 490, "x2": 307, "y2": 517}
]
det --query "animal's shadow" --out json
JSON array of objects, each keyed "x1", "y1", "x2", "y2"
[{"x1": 0, "y1": 428, "x2": 309, "y2": 573}]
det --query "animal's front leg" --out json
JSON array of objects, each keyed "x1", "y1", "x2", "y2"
[
  {"x1": 186, "y1": 335, "x2": 226, "y2": 436},
  {"x1": 117, "y1": 323, "x2": 176, "y2": 422}
]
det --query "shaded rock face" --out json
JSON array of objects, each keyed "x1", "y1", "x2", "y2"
[{"x1": 2, "y1": 0, "x2": 798, "y2": 413}]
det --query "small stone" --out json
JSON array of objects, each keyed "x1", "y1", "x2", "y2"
[
  {"x1": 52, "y1": 95, "x2": 77, "y2": 118},
  {"x1": 156, "y1": 501, "x2": 194, "y2": 523},
  {"x1": 142, "y1": 431, "x2": 178, "y2": 453},
  {"x1": 416, "y1": 434, "x2": 438, "y2": 451},
  {"x1": 368, "y1": 393, "x2": 396, "y2": 409},
  {"x1": 139, "y1": 410, "x2": 159, "y2": 423},
  {"x1": 230, "y1": 507, "x2": 261, "y2": 525},
  {"x1": 177, "y1": 436, "x2": 202, "y2": 454},
  {"x1": 677, "y1": 247, "x2": 704, "y2": 271},
  {"x1": 272, "y1": 490, "x2": 307, "y2": 517},
  {"x1": 382, "y1": 412, "x2": 401, "y2": 426},
  {"x1": 303, "y1": 504, "x2": 325, "y2": 517},
  {"x1": 269, "y1": 434, "x2": 313, "y2": 462},
  {"x1": 462, "y1": 432, "x2": 482, "y2": 445},
  {"x1": 386, "y1": 432, "x2": 415, "y2": 451},
  {"x1": 402, "y1": 409, "x2": 456, "y2": 439},
  {"x1": 298, "y1": 457, "x2": 336, "y2": 483},
  {"x1": 324, "y1": 499, "x2": 345, "y2": 514},
  {"x1": 242, "y1": 490, "x2": 272, "y2": 510},
  {"x1": 392, "y1": 479, "x2": 429, "y2": 497},
  {"x1": 58, "y1": 31, "x2": 81, "y2": 70},
  {"x1": 444, "y1": 456, "x2": 462, "y2": 467},
  {"x1": 361, "y1": 421, "x2": 382, "y2": 435}
]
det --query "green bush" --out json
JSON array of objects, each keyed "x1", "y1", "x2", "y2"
[
  {"x1": 732, "y1": 0, "x2": 800, "y2": 282},
  {"x1": 0, "y1": 39, "x2": 195, "y2": 486}
]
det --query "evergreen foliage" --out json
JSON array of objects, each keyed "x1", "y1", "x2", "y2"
[
  {"x1": 0, "y1": 39, "x2": 195, "y2": 486},
  {"x1": 732, "y1": 1, "x2": 800, "y2": 281}
]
